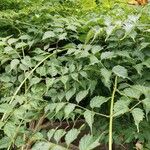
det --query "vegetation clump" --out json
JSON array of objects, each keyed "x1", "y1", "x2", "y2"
[{"x1": 0, "y1": 0, "x2": 150, "y2": 149}]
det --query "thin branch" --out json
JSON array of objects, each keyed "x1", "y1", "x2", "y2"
[
  {"x1": 74, "y1": 103, "x2": 110, "y2": 118},
  {"x1": 129, "y1": 100, "x2": 144, "y2": 112},
  {"x1": 109, "y1": 76, "x2": 118, "y2": 150}
]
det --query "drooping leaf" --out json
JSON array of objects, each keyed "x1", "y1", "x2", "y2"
[
  {"x1": 65, "y1": 129, "x2": 80, "y2": 146},
  {"x1": 84, "y1": 110, "x2": 94, "y2": 132},
  {"x1": 138, "y1": 42, "x2": 149, "y2": 51},
  {"x1": 133, "y1": 85, "x2": 150, "y2": 96},
  {"x1": 30, "y1": 77, "x2": 41, "y2": 86},
  {"x1": 15, "y1": 42, "x2": 27, "y2": 49},
  {"x1": 14, "y1": 108, "x2": 26, "y2": 119},
  {"x1": 57, "y1": 92, "x2": 65, "y2": 101},
  {"x1": 0, "y1": 137, "x2": 10, "y2": 149},
  {"x1": 71, "y1": 73, "x2": 78, "y2": 81},
  {"x1": 101, "y1": 51, "x2": 115, "y2": 60},
  {"x1": 64, "y1": 103, "x2": 76, "y2": 118},
  {"x1": 79, "y1": 134, "x2": 100, "y2": 150},
  {"x1": 21, "y1": 56, "x2": 33, "y2": 68},
  {"x1": 113, "y1": 97, "x2": 131, "y2": 117},
  {"x1": 78, "y1": 50, "x2": 90, "y2": 58},
  {"x1": 32, "y1": 142, "x2": 51, "y2": 150},
  {"x1": 89, "y1": 80, "x2": 97, "y2": 95},
  {"x1": 80, "y1": 71, "x2": 88, "y2": 78},
  {"x1": 10, "y1": 59, "x2": 20, "y2": 70},
  {"x1": 101, "y1": 68, "x2": 112, "y2": 88},
  {"x1": 49, "y1": 66, "x2": 58, "y2": 77},
  {"x1": 61, "y1": 75, "x2": 69, "y2": 85},
  {"x1": 31, "y1": 132, "x2": 43, "y2": 141},
  {"x1": 53, "y1": 129, "x2": 66, "y2": 143},
  {"x1": 131, "y1": 108, "x2": 144, "y2": 132},
  {"x1": 15, "y1": 135, "x2": 24, "y2": 147},
  {"x1": 143, "y1": 58, "x2": 150, "y2": 68},
  {"x1": 55, "y1": 103, "x2": 66, "y2": 114},
  {"x1": 142, "y1": 98, "x2": 150, "y2": 118},
  {"x1": 69, "y1": 64, "x2": 75, "y2": 72},
  {"x1": 122, "y1": 15, "x2": 139, "y2": 39},
  {"x1": 85, "y1": 29, "x2": 95, "y2": 44},
  {"x1": 4, "y1": 122, "x2": 17, "y2": 137},
  {"x1": 91, "y1": 45, "x2": 103, "y2": 54},
  {"x1": 58, "y1": 33, "x2": 67, "y2": 40},
  {"x1": 76, "y1": 90, "x2": 88, "y2": 103},
  {"x1": 46, "y1": 78, "x2": 55, "y2": 89},
  {"x1": 47, "y1": 129, "x2": 56, "y2": 141},
  {"x1": 105, "y1": 25, "x2": 115, "y2": 40},
  {"x1": 36, "y1": 66, "x2": 47, "y2": 76},
  {"x1": 42, "y1": 31, "x2": 55, "y2": 40},
  {"x1": 7, "y1": 38, "x2": 18, "y2": 45},
  {"x1": 134, "y1": 64, "x2": 143, "y2": 75},
  {"x1": 112, "y1": 65, "x2": 128, "y2": 78},
  {"x1": 90, "y1": 96, "x2": 108, "y2": 108},
  {"x1": 4, "y1": 46, "x2": 13, "y2": 53},
  {"x1": 66, "y1": 88, "x2": 76, "y2": 101},
  {"x1": 0, "y1": 103, "x2": 13, "y2": 113},
  {"x1": 90, "y1": 55, "x2": 99, "y2": 65},
  {"x1": 123, "y1": 87, "x2": 141, "y2": 99},
  {"x1": 116, "y1": 51, "x2": 131, "y2": 58},
  {"x1": 44, "y1": 103, "x2": 57, "y2": 113}
]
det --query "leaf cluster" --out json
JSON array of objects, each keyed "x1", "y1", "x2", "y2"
[{"x1": 0, "y1": 0, "x2": 150, "y2": 149}]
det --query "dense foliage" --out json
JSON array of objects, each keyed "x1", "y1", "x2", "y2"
[{"x1": 0, "y1": 0, "x2": 150, "y2": 150}]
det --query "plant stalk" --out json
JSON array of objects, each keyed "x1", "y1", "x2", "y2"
[{"x1": 109, "y1": 76, "x2": 117, "y2": 150}]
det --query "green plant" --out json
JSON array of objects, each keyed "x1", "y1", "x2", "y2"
[{"x1": 0, "y1": 1, "x2": 150, "y2": 150}]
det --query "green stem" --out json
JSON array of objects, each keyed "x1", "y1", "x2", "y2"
[
  {"x1": 74, "y1": 102, "x2": 110, "y2": 118},
  {"x1": 109, "y1": 76, "x2": 117, "y2": 150}
]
